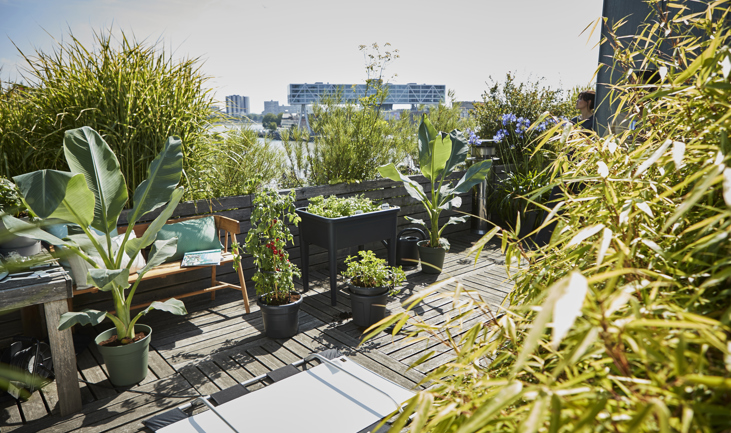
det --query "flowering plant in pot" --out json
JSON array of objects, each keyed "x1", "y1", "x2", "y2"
[
  {"x1": 378, "y1": 115, "x2": 492, "y2": 274},
  {"x1": 342, "y1": 250, "x2": 405, "y2": 327},
  {"x1": 244, "y1": 188, "x2": 302, "y2": 338},
  {"x1": 5, "y1": 126, "x2": 188, "y2": 386}
]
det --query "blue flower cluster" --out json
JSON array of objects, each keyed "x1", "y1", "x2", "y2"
[
  {"x1": 465, "y1": 128, "x2": 482, "y2": 146},
  {"x1": 492, "y1": 113, "x2": 559, "y2": 143}
]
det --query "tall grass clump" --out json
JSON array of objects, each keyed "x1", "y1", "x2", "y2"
[
  {"x1": 186, "y1": 125, "x2": 286, "y2": 199},
  {"x1": 369, "y1": 2, "x2": 731, "y2": 431},
  {"x1": 0, "y1": 28, "x2": 214, "y2": 201}
]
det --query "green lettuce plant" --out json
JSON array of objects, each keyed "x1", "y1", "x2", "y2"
[
  {"x1": 306, "y1": 194, "x2": 381, "y2": 218},
  {"x1": 378, "y1": 115, "x2": 492, "y2": 250},
  {"x1": 4, "y1": 126, "x2": 187, "y2": 343},
  {"x1": 342, "y1": 250, "x2": 405, "y2": 295}
]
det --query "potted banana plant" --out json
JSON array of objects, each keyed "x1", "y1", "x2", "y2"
[
  {"x1": 378, "y1": 115, "x2": 493, "y2": 274},
  {"x1": 4, "y1": 126, "x2": 188, "y2": 386}
]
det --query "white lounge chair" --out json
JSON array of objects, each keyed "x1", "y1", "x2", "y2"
[{"x1": 144, "y1": 349, "x2": 415, "y2": 433}]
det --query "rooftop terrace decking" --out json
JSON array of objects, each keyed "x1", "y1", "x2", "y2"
[{"x1": 1, "y1": 232, "x2": 511, "y2": 433}]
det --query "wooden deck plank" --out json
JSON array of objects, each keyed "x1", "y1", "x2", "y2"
[
  {"x1": 0, "y1": 399, "x2": 23, "y2": 432},
  {"x1": 0, "y1": 231, "x2": 513, "y2": 433}
]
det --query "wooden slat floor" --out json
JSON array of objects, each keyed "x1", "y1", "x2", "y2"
[{"x1": 0, "y1": 232, "x2": 512, "y2": 432}]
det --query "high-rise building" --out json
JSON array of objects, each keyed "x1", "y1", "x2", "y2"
[{"x1": 225, "y1": 95, "x2": 250, "y2": 117}]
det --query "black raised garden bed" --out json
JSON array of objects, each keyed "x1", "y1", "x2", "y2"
[{"x1": 296, "y1": 206, "x2": 400, "y2": 306}]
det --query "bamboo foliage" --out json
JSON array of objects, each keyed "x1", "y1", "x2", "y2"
[
  {"x1": 0, "y1": 28, "x2": 213, "y2": 202},
  {"x1": 370, "y1": 2, "x2": 731, "y2": 431}
]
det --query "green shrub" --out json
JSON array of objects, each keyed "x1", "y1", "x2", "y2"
[
  {"x1": 0, "y1": 28, "x2": 213, "y2": 202},
  {"x1": 371, "y1": 3, "x2": 731, "y2": 431},
  {"x1": 282, "y1": 44, "x2": 413, "y2": 186},
  {"x1": 472, "y1": 73, "x2": 577, "y2": 142},
  {"x1": 185, "y1": 125, "x2": 285, "y2": 199}
]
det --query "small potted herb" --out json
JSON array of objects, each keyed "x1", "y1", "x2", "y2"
[
  {"x1": 245, "y1": 188, "x2": 302, "y2": 338},
  {"x1": 342, "y1": 250, "x2": 405, "y2": 327},
  {"x1": 0, "y1": 176, "x2": 41, "y2": 256}
]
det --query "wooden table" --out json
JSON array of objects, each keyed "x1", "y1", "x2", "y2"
[{"x1": 0, "y1": 263, "x2": 83, "y2": 416}]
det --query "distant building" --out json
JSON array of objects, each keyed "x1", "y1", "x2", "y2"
[
  {"x1": 288, "y1": 83, "x2": 446, "y2": 109},
  {"x1": 455, "y1": 101, "x2": 479, "y2": 118},
  {"x1": 263, "y1": 100, "x2": 294, "y2": 115},
  {"x1": 226, "y1": 95, "x2": 250, "y2": 116}
]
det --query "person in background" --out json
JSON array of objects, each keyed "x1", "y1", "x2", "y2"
[{"x1": 571, "y1": 90, "x2": 595, "y2": 131}]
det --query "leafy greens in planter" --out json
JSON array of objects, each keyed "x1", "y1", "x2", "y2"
[
  {"x1": 6, "y1": 126, "x2": 187, "y2": 343},
  {"x1": 378, "y1": 115, "x2": 493, "y2": 250},
  {"x1": 342, "y1": 250, "x2": 405, "y2": 295},
  {"x1": 305, "y1": 194, "x2": 381, "y2": 218}
]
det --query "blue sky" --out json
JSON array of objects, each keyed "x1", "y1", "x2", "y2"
[{"x1": 0, "y1": 0, "x2": 603, "y2": 112}]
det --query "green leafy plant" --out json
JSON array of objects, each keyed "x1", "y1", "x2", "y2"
[
  {"x1": 281, "y1": 43, "x2": 413, "y2": 186},
  {"x1": 306, "y1": 194, "x2": 381, "y2": 218},
  {"x1": 368, "y1": 3, "x2": 731, "y2": 431},
  {"x1": 186, "y1": 126, "x2": 285, "y2": 199},
  {"x1": 244, "y1": 189, "x2": 301, "y2": 305},
  {"x1": 4, "y1": 126, "x2": 187, "y2": 343},
  {"x1": 0, "y1": 176, "x2": 31, "y2": 218},
  {"x1": 378, "y1": 115, "x2": 492, "y2": 250},
  {"x1": 342, "y1": 250, "x2": 405, "y2": 295}
]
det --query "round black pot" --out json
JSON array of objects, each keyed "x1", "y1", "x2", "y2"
[
  {"x1": 347, "y1": 283, "x2": 389, "y2": 327},
  {"x1": 258, "y1": 294, "x2": 303, "y2": 339},
  {"x1": 417, "y1": 240, "x2": 446, "y2": 274}
]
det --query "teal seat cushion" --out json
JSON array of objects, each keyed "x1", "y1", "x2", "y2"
[{"x1": 151, "y1": 216, "x2": 223, "y2": 262}]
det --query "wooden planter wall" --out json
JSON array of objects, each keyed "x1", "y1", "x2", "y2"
[{"x1": 0, "y1": 173, "x2": 474, "y2": 345}]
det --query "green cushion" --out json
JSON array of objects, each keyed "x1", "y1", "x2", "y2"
[{"x1": 152, "y1": 216, "x2": 223, "y2": 262}]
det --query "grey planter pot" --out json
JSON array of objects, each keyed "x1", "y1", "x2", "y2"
[
  {"x1": 417, "y1": 240, "x2": 446, "y2": 274},
  {"x1": 0, "y1": 220, "x2": 42, "y2": 256},
  {"x1": 348, "y1": 283, "x2": 389, "y2": 328},
  {"x1": 258, "y1": 294, "x2": 303, "y2": 339},
  {"x1": 95, "y1": 324, "x2": 152, "y2": 387}
]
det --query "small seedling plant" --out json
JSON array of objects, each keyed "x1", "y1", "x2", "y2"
[{"x1": 342, "y1": 250, "x2": 405, "y2": 295}]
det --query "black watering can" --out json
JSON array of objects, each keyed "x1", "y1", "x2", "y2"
[{"x1": 383, "y1": 227, "x2": 427, "y2": 267}]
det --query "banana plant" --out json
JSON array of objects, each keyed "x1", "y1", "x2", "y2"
[
  {"x1": 4, "y1": 126, "x2": 187, "y2": 343},
  {"x1": 378, "y1": 115, "x2": 492, "y2": 250}
]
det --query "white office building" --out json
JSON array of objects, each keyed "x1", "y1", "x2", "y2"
[{"x1": 225, "y1": 95, "x2": 250, "y2": 117}]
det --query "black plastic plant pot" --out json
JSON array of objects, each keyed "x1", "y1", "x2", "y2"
[
  {"x1": 417, "y1": 240, "x2": 446, "y2": 274},
  {"x1": 296, "y1": 206, "x2": 400, "y2": 306},
  {"x1": 258, "y1": 294, "x2": 303, "y2": 339},
  {"x1": 348, "y1": 288, "x2": 389, "y2": 328}
]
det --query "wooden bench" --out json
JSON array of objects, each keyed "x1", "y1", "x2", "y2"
[{"x1": 72, "y1": 215, "x2": 251, "y2": 314}]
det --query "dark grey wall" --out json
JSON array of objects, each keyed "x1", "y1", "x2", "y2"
[
  {"x1": 595, "y1": 0, "x2": 656, "y2": 136},
  {"x1": 595, "y1": 0, "x2": 716, "y2": 136}
]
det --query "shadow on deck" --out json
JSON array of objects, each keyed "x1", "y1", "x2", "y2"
[{"x1": 1, "y1": 232, "x2": 513, "y2": 432}]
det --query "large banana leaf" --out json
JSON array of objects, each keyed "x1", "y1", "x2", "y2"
[
  {"x1": 63, "y1": 127, "x2": 128, "y2": 235},
  {"x1": 124, "y1": 187, "x2": 184, "y2": 260},
  {"x1": 443, "y1": 129, "x2": 469, "y2": 175},
  {"x1": 0, "y1": 214, "x2": 66, "y2": 246},
  {"x1": 87, "y1": 268, "x2": 130, "y2": 292},
  {"x1": 58, "y1": 309, "x2": 107, "y2": 331},
  {"x1": 13, "y1": 170, "x2": 94, "y2": 227},
  {"x1": 452, "y1": 160, "x2": 493, "y2": 194},
  {"x1": 378, "y1": 164, "x2": 428, "y2": 203},
  {"x1": 418, "y1": 116, "x2": 452, "y2": 182},
  {"x1": 126, "y1": 136, "x2": 183, "y2": 228}
]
